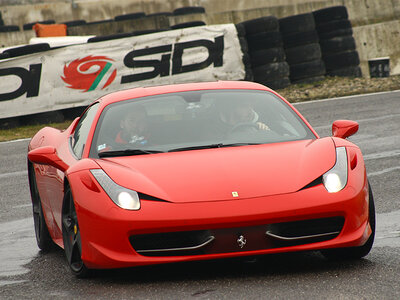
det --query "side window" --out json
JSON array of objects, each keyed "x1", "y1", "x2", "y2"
[{"x1": 72, "y1": 103, "x2": 99, "y2": 159}]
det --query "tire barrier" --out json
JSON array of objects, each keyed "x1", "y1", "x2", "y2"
[
  {"x1": 0, "y1": 25, "x2": 20, "y2": 32},
  {"x1": 239, "y1": 16, "x2": 289, "y2": 90},
  {"x1": 279, "y1": 13, "x2": 325, "y2": 84},
  {"x1": 170, "y1": 21, "x2": 206, "y2": 30},
  {"x1": 86, "y1": 19, "x2": 114, "y2": 26},
  {"x1": 114, "y1": 12, "x2": 146, "y2": 21},
  {"x1": 2, "y1": 43, "x2": 50, "y2": 58},
  {"x1": 63, "y1": 20, "x2": 87, "y2": 27},
  {"x1": 88, "y1": 32, "x2": 134, "y2": 43},
  {"x1": 173, "y1": 6, "x2": 206, "y2": 16},
  {"x1": 313, "y1": 6, "x2": 361, "y2": 77}
]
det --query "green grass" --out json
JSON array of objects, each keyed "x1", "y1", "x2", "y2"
[{"x1": 0, "y1": 121, "x2": 72, "y2": 142}]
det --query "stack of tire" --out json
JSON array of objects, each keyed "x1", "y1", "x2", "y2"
[
  {"x1": 279, "y1": 13, "x2": 326, "y2": 84},
  {"x1": 313, "y1": 6, "x2": 361, "y2": 77},
  {"x1": 239, "y1": 16, "x2": 290, "y2": 90}
]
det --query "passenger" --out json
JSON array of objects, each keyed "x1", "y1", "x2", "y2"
[{"x1": 115, "y1": 105, "x2": 150, "y2": 146}]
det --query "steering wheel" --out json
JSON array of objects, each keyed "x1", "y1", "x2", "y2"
[{"x1": 229, "y1": 122, "x2": 259, "y2": 134}]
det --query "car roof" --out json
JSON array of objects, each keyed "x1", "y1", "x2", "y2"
[{"x1": 97, "y1": 81, "x2": 272, "y2": 107}]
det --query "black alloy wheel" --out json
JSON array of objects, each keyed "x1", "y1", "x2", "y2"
[
  {"x1": 62, "y1": 186, "x2": 90, "y2": 277},
  {"x1": 28, "y1": 163, "x2": 53, "y2": 251},
  {"x1": 321, "y1": 182, "x2": 376, "y2": 260}
]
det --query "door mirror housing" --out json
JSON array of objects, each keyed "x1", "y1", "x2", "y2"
[
  {"x1": 332, "y1": 120, "x2": 359, "y2": 139},
  {"x1": 28, "y1": 146, "x2": 68, "y2": 172}
]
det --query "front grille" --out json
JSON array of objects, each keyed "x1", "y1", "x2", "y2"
[
  {"x1": 129, "y1": 230, "x2": 214, "y2": 256},
  {"x1": 266, "y1": 217, "x2": 345, "y2": 247},
  {"x1": 129, "y1": 217, "x2": 345, "y2": 257}
]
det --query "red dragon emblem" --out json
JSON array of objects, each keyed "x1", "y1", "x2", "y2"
[{"x1": 61, "y1": 55, "x2": 117, "y2": 92}]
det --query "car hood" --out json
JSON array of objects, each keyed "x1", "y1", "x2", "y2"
[{"x1": 95, "y1": 138, "x2": 336, "y2": 203}]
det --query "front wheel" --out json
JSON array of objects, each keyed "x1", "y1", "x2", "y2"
[
  {"x1": 321, "y1": 182, "x2": 375, "y2": 260},
  {"x1": 62, "y1": 186, "x2": 90, "y2": 278},
  {"x1": 28, "y1": 163, "x2": 53, "y2": 251}
]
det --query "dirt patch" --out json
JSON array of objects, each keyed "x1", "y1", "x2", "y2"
[{"x1": 278, "y1": 75, "x2": 400, "y2": 103}]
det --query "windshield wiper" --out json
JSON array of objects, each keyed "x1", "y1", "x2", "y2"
[
  {"x1": 98, "y1": 149, "x2": 164, "y2": 158},
  {"x1": 168, "y1": 143, "x2": 260, "y2": 152}
]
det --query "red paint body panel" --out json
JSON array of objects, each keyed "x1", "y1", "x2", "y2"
[
  {"x1": 97, "y1": 138, "x2": 335, "y2": 202},
  {"x1": 27, "y1": 81, "x2": 372, "y2": 270}
]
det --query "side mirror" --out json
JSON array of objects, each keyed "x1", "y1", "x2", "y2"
[
  {"x1": 332, "y1": 120, "x2": 359, "y2": 139},
  {"x1": 28, "y1": 146, "x2": 68, "y2": 172}
]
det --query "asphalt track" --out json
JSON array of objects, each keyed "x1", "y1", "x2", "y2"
[{"x1": 0, "y1": 90, "x2": 399, "y2": 299}]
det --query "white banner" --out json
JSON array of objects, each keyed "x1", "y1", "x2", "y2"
[{"x1": 0, "y1": 24, "x2": 246, "y2": 119}]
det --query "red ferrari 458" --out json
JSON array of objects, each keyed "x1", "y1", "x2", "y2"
[{"x1": 27, "y1": 81, "x2": 375, "y2": 277}]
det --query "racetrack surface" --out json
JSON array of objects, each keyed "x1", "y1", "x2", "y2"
[{"x1": 0, "y1": 91, "x2": 399, "y2": 299}]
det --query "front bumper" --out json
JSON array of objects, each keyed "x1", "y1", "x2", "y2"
[{"x1": 68, "y1": 170, "x2": 370, "y2": 270}]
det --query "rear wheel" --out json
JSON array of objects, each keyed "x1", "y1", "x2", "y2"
[
  {"x1": 62, "y1": 186, "x2": 90, "y2": 277},
  {"x1": 321, "y1": 183, "x2": 375, "y2": 260},
  {"x1": 28, "y1": 163, "x2": 53, "y2": 251}
]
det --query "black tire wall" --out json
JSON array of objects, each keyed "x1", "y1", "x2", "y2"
[
  {"x1": 239, "y1": 16, "x2": 290, "y2": 90},
  {"x1": 279, "y1": 13, "x2": 326, "y2": 84},
  {"x1": 313, "y1": 6, "x2": 362, "y2": 77}
]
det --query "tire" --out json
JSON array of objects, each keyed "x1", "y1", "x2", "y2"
[
  {"x1": 62, "y1": 185, "x2": 90, "y2": 278},
  {"x1": 238, "y1": 36, "x2": 250, "y2": 56},
  {"x1": 63, "y1": 20, "x2": 86, "y2": 27},
  {"x1": 319, "y1": 35, "x2": 356, "y2": 55},
  {"x1": 173, "y1": 6, "x2": 206, "y2": 15},
  {"x1": 289, "y1": 59, "x2": 326, "y2": 81},
  {"x1": 0, "y1": 25, "x2": 20, "y2": 32},
  {"x1": 235, "y1": 23, "x2": 246, "y2": 38},
  {"x1": 114, "y1": 12, "x2": 145, "y2": 21},
  {"x1": 0, "y1": 52, "x2": 10, "y2": 59},
  {"x1": 132, "y1": 28, "x2": 166, "y2": 36},
  {"x1": 323, "y1": 50, "x2": 360, "y2": 71},
  {"x1": 4, "y1": 43, "x2": 50, "y2": 58},
  {"x1": 279, "y1": 13, "x2": 315, "y2": 34},
  {"x1": 255, "y1": 77, "x2": 291, "y2": 90},
  {"x1": 240, "y1": 16, "x2": 279, "y2": 35},
  {"x1": 86, "y1": 19, "x2": 114, "y2": 26},
  {"x1": 285, "y1": 43, "x2": 322, "y2": 65},
  {"x1": 327, "y1": 66, "x2": 362, "y2": 77},
  {"x1": 28, "y1": 163, "x2": 53, "y2": 252},
  {"x1": 316, "y1": 19, "x2": 352, "y2": 35},
  {"x1": 321, "y1": 182, "x2": 375, "y2": 260},
  {"x1": 253, "y1": 62, "x2": 290, "y2": 81},
  {"x1": 282, "y1": 30, "x2": 319, "y2": 48},
  {"x1": 318, "y1": 28, "x2": 353, "y2": 40},
  {"x1": 246, "y1": 31, "x2": 283, "y2": 51},
  {"x1": 313, "y1": 6, "x2": 349, "y2": 24},
  {"x1": 250, "y1": 47, "x2": 286, "y2": 65},
  {"x1": 88, "y1": 32, "x2": 134, "y2": 43},
  {"x1": 170, "y1": 21, "x2": 206, "y2": 30}
]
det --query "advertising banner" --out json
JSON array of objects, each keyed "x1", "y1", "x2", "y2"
[{"x1": 0, "y1": 24, "x2": 246, "y2": 119}]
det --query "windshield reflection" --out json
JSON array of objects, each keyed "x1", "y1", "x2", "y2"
[{"x1": 91, "y1": 89, "x2": 315, "y2": 157}]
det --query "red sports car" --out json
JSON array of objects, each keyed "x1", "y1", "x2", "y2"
[{"x1": 28, "y1": 81, "x2": 375, "y2": 277}]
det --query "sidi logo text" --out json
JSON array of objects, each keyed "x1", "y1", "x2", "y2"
[{"x1": 121, "y1": 36, "x2": 224, "y2": 83}]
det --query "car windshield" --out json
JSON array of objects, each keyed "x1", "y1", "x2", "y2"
[{"x1": 90, "y1": 89, "x2": 316, "y2": 157}]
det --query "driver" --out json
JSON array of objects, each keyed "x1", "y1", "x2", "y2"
[{"x1": 221, "y1": 102, "x2": 270, "y2": 131}]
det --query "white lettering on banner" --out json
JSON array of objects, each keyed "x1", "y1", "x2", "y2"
[{"x1": 0, "y1": 24, "x2": 246, "y2": 119}]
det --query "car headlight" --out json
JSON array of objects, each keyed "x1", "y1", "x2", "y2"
[
  {"x1": 90, "y1": 169, "x2": 140, "y2": 210},
  {"x1": 322, "y1": 147, "x2": 348, "y2": 193}
]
